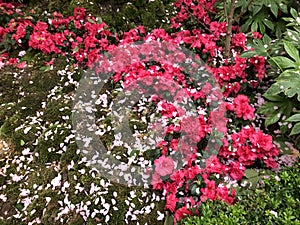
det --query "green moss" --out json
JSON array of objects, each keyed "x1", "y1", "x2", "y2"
[
  {"x1": 0, "y1": 69, "x2": 19, "y2": 105},
  {"x1": 35, "y1": 124, "x2": 71, "y2": 164},
  {"x1": 41, "y1": 99, "x2": 72, "y2": 124},
  {"x1": 60, "y1": 143, "x2": 81, "y2": 165}
]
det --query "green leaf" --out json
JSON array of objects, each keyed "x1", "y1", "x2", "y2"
[
  {"x1": 276, "y1": 74, "x2": 300, "y2": 101},
  {"x1": 251, "y1": 21, "x2": 258, "y2": 32},
  {"x1": 286, "y1": 114, "x2": 300, "y2": 122},
  {"x1": 96, "y1": 17, "x2": 103, "y2": 24},
  {"x1": 87, "y1": 18, "x2": 95, "y2": 24},
  {"x1": 263, "y1": 19, "x2": 274, "y2": 30},
  {"x1": 290, "y1": 8, "x2": 298, "y2": 19},
  {"x1": 252, "y1": 4, "x2": 263, "y2": 15},
  {"x1": 245, "y1": 169, "x2": 259, "y2": 178},
  {"x1": 258, "y1": 100, "x2": 294, "y2": 127},
  {"x1": 283, "y1": 41, "x2": 300, "y2": 62},
  {"x1": 263, "y1": 94, "x2": 286, "y2": 102},
  {"x1": 190, "y1": 184, "x2": 198, "y2": 195},
  {"x1": 20, "y1": 140, "x2": 25, "y2": 146},
  {"x1": 262, "y1": 34, "x2": 272, "y2": 45},
  {"x1": 240, "y1": 51, "x2": 256, "y2": 58},
  {"x1": 129, "y1": 149, "x2": 139, "y2": 157},
  {"x1": 270, "y1": 3, "x2": 278, "y2": 17},
  {"x1": 279, "y1": 3, "x2": 288, "y2": 13},
  {"x1": 164, "y1": 215, "x2": 174, "y2": 225},
  {"x1": 290, "y1": 122, "x2": 300, "y2": 135},
  {"x1": 247, "y1": 176, "x2": 262, "y2": 188},
  {"x1": 264, "y1": 83, "x2": 285, "y2": 96},
  {"x1": 39, "y1": 65, "x2": 51, "y2": 72},
  {"x1": 15, "y1": 203, "x2": 24, "y2": 211},
  {"x1": 73, "y1": 46, "x2": 79, "y2": 54},
  {"x1": 271, "y1": 56, "x2": 295, "y2": 70}
]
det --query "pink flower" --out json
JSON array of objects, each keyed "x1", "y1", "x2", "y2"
[
  {"x1": 17, "y1": 61, "x2": 26, "y2": 69},
  {"x1": 154, "y1": 155, "x2": 175, "y2": 177},
  {"x1": 151, "y1": 172, "x2": 164, "y2": 190}
]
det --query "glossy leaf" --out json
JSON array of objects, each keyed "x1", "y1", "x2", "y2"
[
  {"x1": 283, "y1": 41, "x2": 300, "y2": 62},
  {"x1": 286, "y1": 114, "x2": 300, "y2": 122},
  {"x1": 271, "y1": 56, "x2": 295, "y2": 70},
  {"x1": 290, "y1": 122, "x2": 300, "y2": 135}
]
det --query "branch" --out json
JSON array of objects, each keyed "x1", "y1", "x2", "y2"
[
  {"x1": 185, "y1": 8, "x2": 225, "y2": 44},
  {"x1": 235, "y1": 0, "x2": 254, "y2": 23},
  {"x1": 199, "y1": 3, "x2": 217, "y2": 15},
  {"x1": 224, "y1": 0, "x2": 236, "y2": 58},
  {"x1": 224, "y1": 0, "x2": 228, "y2": 23}
]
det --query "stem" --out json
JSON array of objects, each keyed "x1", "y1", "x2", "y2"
[
  {"x1": 199, "y1": 3, "x2": 217, "y2": 15},
  {"x1": 235, "y1": 0, "x2": 254, "y2": 23},
  {"x1": 185, "y1": 8, "x2": 225, "y2": 44},
  {"x1": 224, "y1": 0, "x2": 228, "y2": 22},
  {"x1": 224, "y1": 0, "x2": 236, "y2": 58}
]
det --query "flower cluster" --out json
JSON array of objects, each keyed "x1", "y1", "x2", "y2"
[{"x1": 0, "y1": 1, "x2": 280, "y2": 224}]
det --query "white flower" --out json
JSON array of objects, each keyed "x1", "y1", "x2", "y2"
[
  {"x1": 10, "y1": 174, "x2": 24, "y2": 182},
  {"x1": 51, "y1": 173, "x2": 61, "y2": 189},
  {"x1": 45, "y1": 197, "x2": 51, "y2": 206},
  {"x1": 157, "y1": 211, "x2": 165, "y2": 220},
  {"x1": 18, "y1": 51, "x2": 26, "y2": 57},
  {"x1": 24, "y1": 126, "x2": 32, "y2": 134},
  {"x1": 22, "y1": 148, "x2": 31, "y2": 155},
  {"x1": 22, "y1": 197, "x2": 32, "y2": 209},
  {"x1": 0, "y1": 194, "x2": 7, "y2": 202},
  {"x1": 270, "y1": 210, "x2": 278, "y2": 217},
  {"x1": 19, "y1": 189, "x2": 30, "y2": 197}
]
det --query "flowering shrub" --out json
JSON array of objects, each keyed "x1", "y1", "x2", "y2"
[
  {"x1": 179, "y1": 159, "x2": 300, "y2": 225},
  {"x1": 0, "y1": 1, "x2": 287, "y2": 224}
]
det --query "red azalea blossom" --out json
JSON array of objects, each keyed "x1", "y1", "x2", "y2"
[
  {"x1": 0, "y1": 3, "x2": 282, "y2": 223},
  {"x1": 233, "y1": 94, "x2": 255, "y2": 120}
]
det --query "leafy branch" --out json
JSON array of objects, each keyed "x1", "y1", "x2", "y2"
[
  {"x1": 224, "y1": 0, "x2": 254, "y2": 58},
  {"x1": 224, "y1": 0, "x2": 236, "y2": 58}
]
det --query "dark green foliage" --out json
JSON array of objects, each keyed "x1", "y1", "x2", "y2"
[
  {"x1": 24, "y1": 0, "x2": 175, "y2": 32},
  {"x1": 179, "y1": 160, "x2": 300, "y2": 225}
]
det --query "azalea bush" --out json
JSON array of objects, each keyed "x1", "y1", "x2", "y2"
[
  {"x1": 0, "y1": 0, "x2": 299, "y2": 225},
  {"x1": 179, "y1": 159, "x2": 300, "y2": 225}
]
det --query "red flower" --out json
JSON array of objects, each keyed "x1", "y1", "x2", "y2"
[
  {"x1": 170, "y1": 170, "x2": 185, "y2": 186},
  {"x1": 17, "y1": 61, "x2": 26, "y2": 69},
  {"x1": 249, "y1": 131, "x2": 273, "y2": 152},
  {"x1": 233, "y1": 94, "x2": 255, "y2": 120},
  {"x1": 205, "y1": 155, "x2": 225, "y2": 174},
  {"x1": 263, "y1": 157, "x2": 278, "y2": 168},
  {"x1": 237, "y1": 146, "x2": 257, "y2": 165},
  {"x1": 228, "y1": 161, "x2": 245, "y2": 180},
  {"x1": 165, "y1": 193, "x2": 178, "y2": 212},
  {"x1": 151, "y1": 172, "x2": 164, "y2": 190},
  {"x1": 252, "y1": 31, "x2": 262, "y2": 39},
  {"x1": 210, "y1": 104, "x2": 228, "y2": 133},
  {"x1": 201, "y1": 179, "x2": 216, "y2": 201},
  {"x1": 216, "y1": 185, "x2": 235, "y2": 204},
  {"x1": 174, "y1": 206, "x2": 193, "y2": 222}
]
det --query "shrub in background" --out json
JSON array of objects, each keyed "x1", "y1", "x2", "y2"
[{"x1": 179, "y1": 159, "x2": 300, "y2": 225}]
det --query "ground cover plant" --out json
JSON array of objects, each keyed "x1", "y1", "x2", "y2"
[{"x1": 0, "y1": 0, "x2": 299, "y2": 225}]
